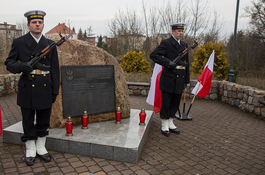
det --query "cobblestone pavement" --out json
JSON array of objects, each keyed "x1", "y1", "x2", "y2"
[{"x1": 0, "y1": 94, "x2": 265, "y2": 175}]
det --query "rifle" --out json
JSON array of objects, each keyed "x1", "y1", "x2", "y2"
[
  {"x1": 172, "y1": 38, "x2": 203, "y2": 66},
  {"x1": 26, "y1": 32, "x2": 73, "y2": 81}
]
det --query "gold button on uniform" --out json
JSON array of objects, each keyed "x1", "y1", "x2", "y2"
[
  {"x1": 32, "y1": 75, "x2": 34, "y2": 78},
  {"x1": 44, "y1": 84, "x2": 46, "y2": 87},
  {"x1": 183, "y1": 76, "x2": 184, "y2": 78},
  {"x1": 43, "y1": 74, "x2": 46, "y2": 76},
  {"x1": 31, "y1": 56, "x2": 33, "y2": 58},
  {"x1": 44, "y1": 56, "x2": 46, "y2": 58},
  {"x1": 177, "y1": 75, "x2": 179, "y2": 77},
  {"x1": 32, "y1": 84, "x2": 35, "y2": 87}
]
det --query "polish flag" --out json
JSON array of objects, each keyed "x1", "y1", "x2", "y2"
[
  {"x1": 192, "y1": 50, "x2": 215, "y2": 98},
  {"x1": 146, "y1": 63, "x2": 163, "y2": 113}
]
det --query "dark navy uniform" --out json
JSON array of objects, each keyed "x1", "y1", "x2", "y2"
[
  {"x1": 5, "y1": 32, "x2": 59, "y2": 141},
  {"x1": 6, "y1": 33, "x2": 59, "y2": 109},
  {"x1": 150, "y1": 23, "x2": 189, "y2": 137},
  {"x1": 151, "y1": 36, "x2": 190, "y2": 93},
  {"x1": 150, "y1": 36, "x2": 190, "y2": 119},
  {"x1": 6, "y1": 9, "x2": 57, "y2": 166}
]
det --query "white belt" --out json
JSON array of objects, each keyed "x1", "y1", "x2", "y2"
[
  {"x1": 175, "y1": 65, "x2": 185, "y2": 70},
  {"x1": 30, "y1": 69, "x2": 50, "y2": 75}
]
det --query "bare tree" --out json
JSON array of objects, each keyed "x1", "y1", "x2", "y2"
[
  {"x1": 106, "y1": 0, "x2": 223, "y2": 61},
  {"x1": 158, "y1": 2, "x2": 172, "y2": 33},
  {"x1": 148, "y1": 6, "x2": 161, "y2": 38},
  {"x1": 16, "y1": 19, "x2": 29, "y2": 35},
  {"x1": 225, "y1": 29, "x2": 265, "y2": 77},
  {"x1": 86, "y1": 26, "x2": 95, "y2": 37},
  {"x1": 107, "y1": 19, "x2": 121, "y2": 56},
  {"x1": 142, "y1": 0, "x2": 149, "y2": 37},
  {"x1": 244, "y1": 0, "x2": 265, "y2": 43},
  {"x1": 188, "y1": 0, "x2": 209, "y2": 38},
  {"x1": 203, "y1": 10, "x2": 224, "y2": 42},
  {"x1": 107, "y1": 8, "x2": 144, "y2": 55},
  {"x1": 64, "y1": 19, "x2": 72, "y2": 31}
]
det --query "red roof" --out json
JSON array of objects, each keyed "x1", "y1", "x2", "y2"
[{"x1": 46, "y1": 23, "x2": 76, "y2": 34}]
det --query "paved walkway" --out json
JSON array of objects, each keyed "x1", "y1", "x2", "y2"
[{"x1": 0, "y1": 94, "x2": 265, "y2": 175}]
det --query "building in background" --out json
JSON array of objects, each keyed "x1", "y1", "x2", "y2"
[
  {"x1": 157, "y1": 33, "x2": 171, "y2": 43},
  {"x1": 45, "y1": 23, "x2": 77, "y2": 40},
  {"x1": 0, "y1": 22, "x2": 22, "y2": 60},
  {"x1": 84, "y1": 37, "x2": 97, "y2": 45},
  {"x1": 83, "y1": 36, "x2": 114, "y2": 47}
]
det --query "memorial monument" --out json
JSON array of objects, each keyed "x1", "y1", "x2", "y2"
[{"x1": 50, "y1": 39, "x2": 130, "y2": 128}]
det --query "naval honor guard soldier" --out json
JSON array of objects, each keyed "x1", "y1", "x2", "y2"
[
  {"x1": 5, "y1": 10, "x2": 59, "y2": 166},
  {"x1": 150, "y1": 23, "x2": 190, "y2": 137}
]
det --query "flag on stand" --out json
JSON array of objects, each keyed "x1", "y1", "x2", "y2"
[
  {"x1": 192, "y1": 50, "x2": 215, "y2": 98},
  {"x1": 146, "y1": 63, "x2": 163, "y2": 113}
]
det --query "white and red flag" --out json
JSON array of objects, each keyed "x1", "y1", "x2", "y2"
[
  {"x1": 146, "y1": 63, "x2": 163, "y2": 113},
  {"x1": 192, "y1": 50, "x2": 215, "y2": 98}
]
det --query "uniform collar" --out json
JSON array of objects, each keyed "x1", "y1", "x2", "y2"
[
  {"x1": 30, "y1": 32, "x2": 43, "y2": 43},
  {"x1": 25, "y1": 32, "x2": 47, "y2": 55},
  {"x1": 170, "y1": 36, "x2": 180, "y2": 50},
  {"x1": 171, "y1": 35, "x2": 180, "y2": 45}
]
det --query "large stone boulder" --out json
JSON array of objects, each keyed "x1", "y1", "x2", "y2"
[{"x1": 50, "y1": 39, "x2": 130, "y2": 128}]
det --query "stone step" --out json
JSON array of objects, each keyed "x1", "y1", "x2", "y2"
[{"x1": 3, "y1": 109, "x2": 153, "y2": 164}]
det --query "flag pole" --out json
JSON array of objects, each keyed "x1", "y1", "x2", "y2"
[
  {"x1": 177, "y1": 107, "x2": 182, "y2": 118},
  {"x1": 186, "y1": 81, "x2": 201, "y2": 116},
  {"x1": 176, "y1": 87, "x2": 192, "y2": 120},
  {"x1": 183, "y1": 88, "x2": 186, "y2": 113}
]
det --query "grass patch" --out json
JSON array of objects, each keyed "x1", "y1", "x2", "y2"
[
  {"x1": 0, "y1": 65, "x2": 8, "y2": 74},
  {"x1": 0, "y1": 60, "x2": 5, "y2": 65},
  {"x1": 125, "y1": 72, "x2": 265, "y2": 90},
  {"x1": 236, "y1": 77, "x2": 265, "y2": 90},
  {"x1": 125, "y1": 72, "x2": 152, "y2": 83}
]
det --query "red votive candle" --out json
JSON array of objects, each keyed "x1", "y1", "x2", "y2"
[
  {"x1": 139, "y1": 108, "x2": 146, "y2": 125},
  {"x1": 81, "y1": 110, "x2": 88, "y2": 129},
  {"x1": 65, "y1": 116, "x2": 73, "y2": 136},
  {"x1": 115, "y1": 106, "x2": 122, "y2": 124}
]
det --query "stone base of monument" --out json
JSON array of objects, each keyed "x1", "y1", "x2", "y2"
[{"x1": 3, "y1": 109, "x2": 153, "y2": 164}]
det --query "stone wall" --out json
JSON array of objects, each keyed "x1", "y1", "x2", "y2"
[
  {"x1": 0, "y1": 74, "x2": 20, "y2": 96},
  {"x1": 127, "y1": 82, "x2": 150, "y2": 96},
  {"x1": 127, "y1": 80, "x2": 265, "y2": 118},
  {"x1": 1, "y1": 74, "x2": 265, "y2": 118}
]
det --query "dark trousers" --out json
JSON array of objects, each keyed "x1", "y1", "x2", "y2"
[
  {"x1": 160, "y1": 91, "x2": 181, "y2": 119},
  {"x1": 21, "y1": 107, "x2": 51, "y2": 142}
]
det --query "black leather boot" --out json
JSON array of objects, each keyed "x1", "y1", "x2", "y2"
[
  {"x1": 36, "y1": 137, "x2": 51, "y2": 162},
  {"x1": 25, "y1": 140, "x2": 36, "y2": 166}
]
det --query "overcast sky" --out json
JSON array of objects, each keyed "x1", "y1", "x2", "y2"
[{"x1": 0, "y1": 0, "x2": 255, "y2": 38}]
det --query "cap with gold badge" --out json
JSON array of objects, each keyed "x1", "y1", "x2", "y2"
[
  {"x1": 170, "y1": 23, "x2": 185, "y2": 30},
  {"x1": 24, "y1": 10, "x2": 46, "y2": 21}
]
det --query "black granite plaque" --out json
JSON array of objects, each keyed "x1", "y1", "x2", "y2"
[{"x1": 61, "y1": 65, "x2": 116, "y2": 118}]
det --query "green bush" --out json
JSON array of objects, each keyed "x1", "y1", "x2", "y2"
[
  {"x1": 120, "y1": 50, "x2": 150, "y2": 73},
  {"x1": 191, "y1": 42, "x2": 230, "y2": 80}
]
